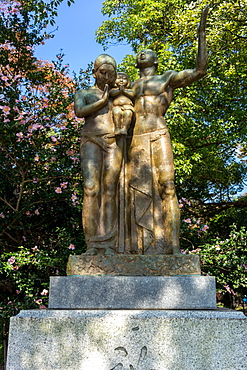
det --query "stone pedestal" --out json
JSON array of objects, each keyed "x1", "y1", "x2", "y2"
[
  {"x1": 7, "y1": 309, "x2": 247, "y2": 370},
  {"x1": 6, "y1": 255, "x2": 247, "y2": 369},
  {"x1": 49, "y1": 275, "x2": 216, "y2": 309}
]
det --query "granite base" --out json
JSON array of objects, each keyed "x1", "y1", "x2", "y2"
[
  {"x1": 7, "y1": 309, "x2": 247, "y2": 370},
  {"x1": 48, "y1": 275, "x2": 216, "y2": 309}
]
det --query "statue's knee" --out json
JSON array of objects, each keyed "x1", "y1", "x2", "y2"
[
  {"x1": 84, "y1": 181, "x2": 100, "y2": 198},
  {"x1": 162, "y1": 180, "x2": 175, "y2": 198}
]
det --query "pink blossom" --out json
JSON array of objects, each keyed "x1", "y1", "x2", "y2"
[
  {"x1": 70, "y1": 156, "x2": 80, "y2": 163},
  {"x1": 55, "y1": 187, "x2": 62, "y2": 193},
  {"x1": 8, "y1": 256, "x2": 15, "y2": 264},
  {"x1": 0, "y1": 212, "x2": 5, "y2": 218},
  {"x1": 50, "y1": 136, "x2": 57, "y2": 142},
  {"x1": 34, "y1": 155, "x2": 39, "y2": 162},
  {"x1": 201, "y1": 225, "x2": 209, "y2": 232},
  {"x1": 26, "y1": 211, "x2": 31, "y2": 216},
  {"x1": 29, "y1": 123, "x2": 43, "y2": 131},
  {"x1": 32, "y1": 246, "x2": 39, "y2": 252},
  {"x1": 183, "y1": 218, "x2": 191, "y2": 224},
  {"x1": 60, "y1": 182, "x2": 68, "y2": 189},
  {"x1": 22, "y1": 236, "x2": 27, "y2": 241},
  {"x1": 41, "y1": 289, "x2": 48, "y2": 296},
  {"x1": 34, "y1": 298, "x2": 42, "y2": 305},
  {"x1": 33, "y1": 178, "x2": 38, "y2": 183},
  {"x1": 34, "y1": 209, "x2": 40, "y2": 215},
  {"x1": 39, "y1": 305, "x2": 47, "y2": 309},
  {"x1": 68, "y1": 244, "x2": 75, "y2": 250},
  {"x1": 71, "y1": 193, "x2": 77, "y2": 201},
  {"x1": 16, "y1": 132, "x2": 23, "y2": 139}
]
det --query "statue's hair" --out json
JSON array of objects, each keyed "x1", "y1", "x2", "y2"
[
  {"x1": 93, "y1": 54, "x2": 117, "y2": 72},
  {"x1": 115, "y1": 72, "x2": 131, "y2": 88}
]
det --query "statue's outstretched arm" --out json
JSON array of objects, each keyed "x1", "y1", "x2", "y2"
[
  {"x1": 169, "y1": 6, "x2": 208, "y2": 89},
  {"x1": 74, "y1": 85, "x2": 109, "y2": 118}
]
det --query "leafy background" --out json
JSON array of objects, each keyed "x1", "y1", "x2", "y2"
[{"x1": 1, "y1": 0, "x2": 247, "y2": 366}]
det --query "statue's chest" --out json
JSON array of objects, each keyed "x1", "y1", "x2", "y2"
[{"x1": 134, "y1": 78, "x2": 166, "y2": 97}]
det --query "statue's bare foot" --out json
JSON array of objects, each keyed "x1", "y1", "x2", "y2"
[
  {"x1": 84, "y1": 247, "x2": 98, "y2": 255},
  {"x1": 104, "y1": 247, "x2": 116, "y2": 255}
]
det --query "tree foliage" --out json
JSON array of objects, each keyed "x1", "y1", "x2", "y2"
[{"x1": 0, "y1": 0, "x2": 91, "y2": 322}]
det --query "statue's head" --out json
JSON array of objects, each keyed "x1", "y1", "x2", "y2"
[
  {"x1": 135, "y1": 49, "x2": 158, "y2": 70},
  {"x1": 93, "y1": 54, "x2": 117, "y2": 89},
  {"x1": 115, "y1": 72, "x2": 131, "y2": 88}
]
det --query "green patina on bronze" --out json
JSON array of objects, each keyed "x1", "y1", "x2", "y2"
[{"x1": 67, "y1": 255, "x2": 201, "y2": 276}]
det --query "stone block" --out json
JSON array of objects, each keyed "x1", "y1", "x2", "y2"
[
  {"x1": 67, "y1": 254, "x2": 201, "y2": 276},
  {"x1": 7, "y1": 309, "x2": 247, "y2": 370},
  {"x1": 48, "y1": 275, "x2": 216, "y2": 309}
]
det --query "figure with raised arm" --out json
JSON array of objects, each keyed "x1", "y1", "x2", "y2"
[
  {"x1": 127, "y1": 7, "x2": 208, "y2": 255},
  {"x1": 74, "y1": 54, "x2": 124, "y2": 255}
]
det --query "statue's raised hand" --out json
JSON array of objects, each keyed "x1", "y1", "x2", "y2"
[{"x1": 198, "y1": 6, "x2": 209, "y2": 34}]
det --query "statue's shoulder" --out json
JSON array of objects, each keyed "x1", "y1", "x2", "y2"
[
  {"x1": 160, "y1": 70, "x2": 176, "y2": 79},
  {"x1": 75, "y1": 86, "x2": 95, "y2": 96},
  {"x1": 75, "y1": 86, "x2": 100, "y2": 103}
]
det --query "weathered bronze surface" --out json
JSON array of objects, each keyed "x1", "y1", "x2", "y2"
[
  {"x1": 67, "y1": 254, "x2": 201, "y2": 276},
  {"x1": 74, "y1": 8, "x2": 208, "y2": 257}
]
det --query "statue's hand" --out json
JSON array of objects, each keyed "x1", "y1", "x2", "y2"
[
  {"x1": 119, "y1": 85, "x2": 124, "y2": 92},
  {"x1": 102, "y1": 84, "x2": 109, "y2": 102},
  {"x1": 198, "y1": 6, "x2": 209, "y2": 34}
]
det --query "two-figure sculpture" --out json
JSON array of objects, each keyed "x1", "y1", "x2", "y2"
[{"x1": 74, "y1": 8, "x2": 208, "y2": 256}]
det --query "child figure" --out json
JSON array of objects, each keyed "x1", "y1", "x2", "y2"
[{"x1": 110, "y1": 72, "x2": 134, "y2": 135}]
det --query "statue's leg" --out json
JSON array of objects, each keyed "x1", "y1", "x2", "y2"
[
  {"x1": 121, "y1": 109, "x2": 133, "y2": 134},
  {"x1": 81, "y1": 141, "x2": 102, "y2": 253},
  {"x1": 112, "y1": 106, "x2": 123, "y2": 135},
  {"x1": 102, "y1": 139, "x2": 124, "y2": 252},
  {"x1": 153, "y1": 133, "x2": 180, "y2": 254}
]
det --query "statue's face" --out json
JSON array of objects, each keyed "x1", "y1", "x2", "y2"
[
  {"x1": 136, "y1": 49, "x2": 157, "y2": 69},
  {"x1": 115, "y1": 73, "x2": 129, "y2": 87},
  {"x1": 94, "y1": 63, "x2": 116, "y2": 88}
]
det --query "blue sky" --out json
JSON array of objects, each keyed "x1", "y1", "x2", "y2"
[{"x1": 35, "y1": 0, "x2": 132, "y2": 75}]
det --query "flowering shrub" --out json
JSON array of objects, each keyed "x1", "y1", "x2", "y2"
[
  {"x1": 198, "y1": 225, "x2": 247, "y2": 299},
  {"x1": 0, "y1": 1, "x2": 92, "y2": 327}
]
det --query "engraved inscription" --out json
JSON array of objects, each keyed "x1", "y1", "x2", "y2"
[{"x1": 112, "y1": 345, "x2": 155, "y2": 370}]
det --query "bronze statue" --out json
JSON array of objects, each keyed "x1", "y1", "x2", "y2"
[
  {"x1": 127, "y1": 8, "x2": 208, "y2": 254},
  {"x1": 74, "y1": 54, "x2": 124, "y2": 255},
  {"x1": 74, "y1": 8, "x2": 208, "y2": 256}
]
